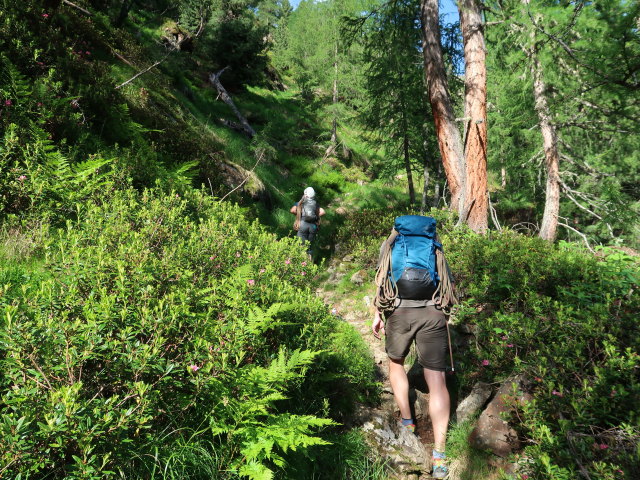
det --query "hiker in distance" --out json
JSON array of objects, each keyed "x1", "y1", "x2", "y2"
[
  {"x1": 372, "y1": 215, "x2": 457, "y2": 479},
  {"x1": 290, "y1": 186, "x2": 326, "y2": 256}
]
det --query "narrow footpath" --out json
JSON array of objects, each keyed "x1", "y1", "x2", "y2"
[
  {"x1": 317, "y1": 262, "x2": 438, "y2": 480},
  {"x1": 316, "y1": 257, "x2": 512, "y2": 480}
]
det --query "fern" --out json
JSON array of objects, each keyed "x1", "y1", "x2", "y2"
[
  {"x1": 236, "y1": 414, "x2": 333, "y2": 479},
  {"x1": 0, "y1": 55, "x2": 32, "y2": 102}
]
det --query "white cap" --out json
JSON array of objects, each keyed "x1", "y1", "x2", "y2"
[{"x1": 304, "y1": 187, "x2": 316, "y2": 198}]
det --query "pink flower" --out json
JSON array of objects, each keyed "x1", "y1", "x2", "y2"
[
  {"x1": 189, "y1": 365, "x2": 200, "y2": 372},
  {"x1": 506, "y1": 344, "x2": 514, "y2": 348},
  {"x1": 259, "y1": 269, "x2": 265, "y2": 274},
  {"x1": 209, "y1": 255, "x2": 216, "y2": 261},
  {"x1": 285, "y1": 259, "x2": 291, "y2": 265},
  {"x1": 37, "y1": 102, "x2": 43, "y2": 107},
  {"x1": 599, "y1": 443, "x2": 608, "y2": 450},
  {"x1": 521, "y1": 476, "x2": 529, "y2": 480},
  {"x1": 301, "y1": 261, "x2": 307, "y2": 266},
  {"x1": 247, "y1": 279, "x2": 255, "y2": 286},
  {"x1": 501, "y1": 335, "x2": 508, "y2": 340},
  {"x1": 610, "y1": 389, "x2": 617, "y2": 397},
  {"x1": 17, "y1": 175, "x2": 26, "y2": 181},
  {"x1": 42, "y1": 13, "x2": 49, "y2": 18},
  {"x1": 481, "y1": 359, "x2": 490, "y2": 366},
  {"x1": 552, "y1": 390, "x2": 564, "y2": 397},
  {"x1": 85, "y1": 51, "x2": 90, "y2": 55},
  {"x1": 235, "y1": 252, "x2": 241, "y2": 257},
  {"x1": 4, "y1": 100, "x2": 11, "y2": 106},
  {"x1": 301, "y1": 271, "x2": 306, "y2": 276}
]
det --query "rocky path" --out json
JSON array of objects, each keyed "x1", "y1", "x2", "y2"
[
  {"x1": 317, "y1": 268, "x2": 438, "y2": 480},
  {"x1": 317, "y1": 261, "x2": 521, "y2": 480}
]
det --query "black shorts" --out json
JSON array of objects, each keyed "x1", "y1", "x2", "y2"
[{"x1": 385, "y1": 306, "x2": 448, "y2": 371}]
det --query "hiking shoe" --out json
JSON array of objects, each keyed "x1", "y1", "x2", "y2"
[
  {"x1": 399, "y1": 421, "x2": 416, "y2": 434},
  {"x1": 431, "y1": 456, "x2": 448, "y2": 479}
]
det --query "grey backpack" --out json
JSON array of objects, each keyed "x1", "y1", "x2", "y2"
[{"x1": 301, "y1": 198, "x2": 318, "y2": 223}]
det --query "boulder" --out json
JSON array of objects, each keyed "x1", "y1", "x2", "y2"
[
  {"x1": 350, "y1": 269, "x2": 367, "y2": 285},
  {"x1": 456, "y1": 382, "x2": 492, "y2": 423},
  {"x1": 469, "y1": 375, "x2": 532, "y2": 457}
]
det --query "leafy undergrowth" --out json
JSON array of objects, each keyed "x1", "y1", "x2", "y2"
[
  {"x1": 332, "y1": 210, "x2": 640, "y2": 480},
  {"x1": 0, "y1": 188, "x2": 381, "y2": 479}
]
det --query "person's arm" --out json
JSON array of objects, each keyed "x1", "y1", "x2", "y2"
[
  {"x1": 290, "y1": 204, "x2": 298, "y2": 214},
  {"x1": 372, "y1": 310, "x2": 385, "y2": 339},
  {"x1": 318, "y1": 207, "x2": 326, "y2": 217}
]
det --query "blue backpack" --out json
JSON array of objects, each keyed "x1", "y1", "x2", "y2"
[{"x1": 390, "y1": 215, "x2": 441, "y2": 299}]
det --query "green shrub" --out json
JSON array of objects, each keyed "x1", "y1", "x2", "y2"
[
  {"x1": 447, "y1": 232, "x2": 640, "y2": 479},
  {"x1": 0, "y1": 188, "x2": 376, "y2": 479}
]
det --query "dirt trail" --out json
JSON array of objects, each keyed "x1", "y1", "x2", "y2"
[{"x1": 316, "y1": 275, "x2": 438, "y2": 479}]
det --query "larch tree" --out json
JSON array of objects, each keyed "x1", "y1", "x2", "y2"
[{"x1": 420, "y1": 0, "x2": 488, "y2": 232}]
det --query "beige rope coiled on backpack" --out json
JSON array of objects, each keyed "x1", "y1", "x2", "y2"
[
  {"x1": 432, "y1": 247, "x2": 458, "y2": 314},
  {"x1": 374, "y1": 229, "x2": 399, "y2": 312}
]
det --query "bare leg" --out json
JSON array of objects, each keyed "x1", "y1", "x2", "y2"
[
  {"x1": 424, "y1": 368, "x2": 450, "y2": 451},
  {"x1": 388, "y1": 357, "x2": 412, "y2": 420}
]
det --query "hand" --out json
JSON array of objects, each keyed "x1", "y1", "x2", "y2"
[{"x1": 372, "y1": 310, "x2": 385, "y2": 339}]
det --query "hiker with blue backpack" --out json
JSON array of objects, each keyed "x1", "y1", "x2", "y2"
[
  {"x1": 372, "y1": 215, "x2": 457, "y2": 479},
  {"x1": 290, "y1": 187, "x2": 326, "y2": 256}
]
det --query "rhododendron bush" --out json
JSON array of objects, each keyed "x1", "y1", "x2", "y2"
[{"x1": 0, "y1": 189, "x2": 376, "y2": 479}]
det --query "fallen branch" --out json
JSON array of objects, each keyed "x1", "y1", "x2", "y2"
[
  {"x1": 219, "y1": 151, "x2": 264, "y2": 202},
  {"x1": 209, "y1": 67, "x2": 256, "y2": 138},
  {"x1": 488, "y1": 192, "x2": 502, "y2": 231},
  {"x1": 63, "y1": 0, "x2": 92, "y2": 16},
  {"x1": 112, "y1": 50, "x2": 135, "y2": 67},
  {"x1": 116, "y1": 49, "x2": 175, "y2": 90},
  {"x1": 558, "y1": 218, "x2": 595, "y2": 253}
]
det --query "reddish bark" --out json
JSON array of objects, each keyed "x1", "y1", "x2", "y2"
[
  {"x1": 459, "y1": 0, "x2": 488, "y2": 232},
  {"x1": 420, "y1": 0, "x2": 464, "y2": 212}
]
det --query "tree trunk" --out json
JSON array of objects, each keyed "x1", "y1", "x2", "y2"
[
  {"x1": 114, "y1": 0, "x2": 133, "y2": 27},
  {"x1": 420, "y1": 0, "x2": 464, "y2": 212},
  {"x1": 403, "y1": 131, "x2": 416, "y2": 206},
  {"x1": 459, "y1": 0, "x2": 488, "y2": 233},
  {"x1": 433, "y1": 161, "x2": 442, "y2": 207},
  {"x1": 523, "y1": 0, "x2": 560, "y2": 241},
  {"x1": 533, "y1": 53, "x2": 560, "y2": 241}
]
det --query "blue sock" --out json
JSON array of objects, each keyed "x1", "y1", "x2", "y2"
[{"x1": 401, "y1": 417, "x2": 414, "y2": 426}]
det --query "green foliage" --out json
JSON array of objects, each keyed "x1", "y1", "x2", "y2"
[
  {"x1": 0, "y1": 189, "x2": 376, "y2": 478},
  {"x1": 353, "y1": 0, "x2": 438, "y2": 200},
  {"x1": 447, "y1": 231, "x2": 639, "y2": 478},
  {"x1": 485, "y1": 0, "x2": 640, "y2": 247}
]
